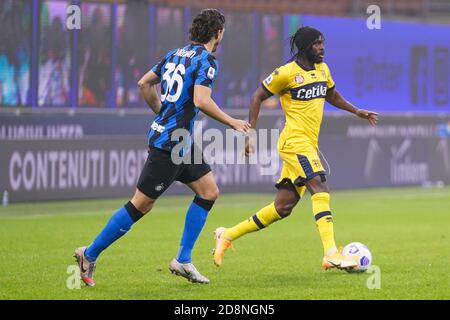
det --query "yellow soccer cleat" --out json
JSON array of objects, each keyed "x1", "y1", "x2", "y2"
[
  {"x1": 212, "y1": 227, "x2": 234, "y2": 267},
  {"x1": 322, "y1": 250, "x2": 358, "y2": 270}
]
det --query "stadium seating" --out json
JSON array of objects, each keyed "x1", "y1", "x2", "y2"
[
  {"x1": 94, "y1": 0, "x2": 433, "y2": 18},
  {"x1": 132, "y1": 0, "x2": 426, "y2": 17}
]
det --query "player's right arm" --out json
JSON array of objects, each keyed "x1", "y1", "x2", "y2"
[
  {"x1": 194, "y1": 85, "x2": 251, "y2": 134},
  {"x1": 323, "y1": 63, "x2": 378, "y2": 126},
  {"x1": 138, "y1": 70, "x2": 161, "y2": 114},
  {"x1": 138, "y1": 52, "x2": 175, "y2": 114},
  {"x1": 244, "y1": 87, "x2": 273, "y2": 156},
  {"x1": 245, "y1": 66, "x2": 288, "y2": 156}
]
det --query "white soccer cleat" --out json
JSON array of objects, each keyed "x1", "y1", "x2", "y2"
[
  {"x1": 169, "y1": 258, "x2": 210, "y2": 284},
  {"x1": 322, "y1": 250, "x2": 358, "y2": 271},
  {"x1": 74, "y1": 246, "x2": 96, "y2": 287}
]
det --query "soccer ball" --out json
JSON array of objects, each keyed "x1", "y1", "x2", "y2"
[{"x1": 342, "y1": 242, "x2": 372, "y2": 273}]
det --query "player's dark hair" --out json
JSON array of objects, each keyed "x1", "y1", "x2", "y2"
[
  {"x1": 189, "y1": 9, "x2": 225, "y2": 44},
  {"x1": 290, "y1": 26, "x2": 323, "y2": 59}
]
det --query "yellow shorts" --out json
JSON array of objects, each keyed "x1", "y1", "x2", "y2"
[{"x1": 276, "y1": 145, "x2": 326, "y2": 197}]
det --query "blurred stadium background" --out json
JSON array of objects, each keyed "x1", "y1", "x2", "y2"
[
  {"x1": 0, "y1": 0, "x2": 449, "y2": 202},
  {"x1": 1, "y1": 0, "x2": 450, "y2": 301}
]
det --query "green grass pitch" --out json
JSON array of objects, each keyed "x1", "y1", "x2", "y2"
[{"x1": 1, "y1": 187, "x2": 449, "y2": 300}]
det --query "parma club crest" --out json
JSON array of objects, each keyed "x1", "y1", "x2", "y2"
[{"x1": 295, "y1": 74, "x2": 304, "y2": 84}]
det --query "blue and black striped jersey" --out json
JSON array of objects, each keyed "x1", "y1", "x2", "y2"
[{"x1": 148, "y1": 44, "x2": 219, "y2": 151}]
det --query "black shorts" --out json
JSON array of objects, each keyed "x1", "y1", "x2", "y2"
[{"x1": 136, "y1": 145, "x2": 211, "y2": 199}]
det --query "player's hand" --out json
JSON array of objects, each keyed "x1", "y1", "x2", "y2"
[
  {"x1": 356, "y1": 109, "x2": 379, "y2": 126},
  {"x1": 230, "y1": 119, "x2": 251, "y2": 134},
  {"x1": 245, "y1": 137, "x2": 255, "y2": 157}
]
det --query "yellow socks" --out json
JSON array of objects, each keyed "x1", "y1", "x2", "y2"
[
  {"x1": 224, "y1": 202, "x2": 282, "y2": 241},
  {"x1": 311, "y1": 192, "x2": 337, "y2": 255},
  {"x1": 223, "y1": 193, "x2": 337, "y2": 256}
]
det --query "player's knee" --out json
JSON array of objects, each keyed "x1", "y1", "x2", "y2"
[
  {"x1": 275, "y1": 201, "x2": 297, "y2": 218},
  {"x1": 199, "y1": 186, "x2": 219, "y2": 202},
  {"x1": 132, "y1": 198, "x2": 155, "y2": 215},
  {"x1": 131, "y1": 190, "x2": 156, "y2": 214},
  {"x1": 306, "y1": 175, "x2": 329, "y2": 195}
]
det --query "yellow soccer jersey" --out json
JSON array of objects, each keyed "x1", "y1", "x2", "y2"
[{"x1": 262, "y1": 60, "x2": 335, "y2": 151}]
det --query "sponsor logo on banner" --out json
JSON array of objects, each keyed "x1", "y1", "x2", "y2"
[
  {"x1": 0, "y1": 124, "x2": 83, "y2": 140},
  {"x1": 7, "y1": 148, "x2": 148, "y2": 192},
  {"x1": 390, "y1": 139, "x2": 429, "y2": 184}
]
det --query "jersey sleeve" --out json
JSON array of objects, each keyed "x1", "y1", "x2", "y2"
[
  {"x1": 151, "y1": 49, "x2": 175, "y2": 78},
  {"x1": 325, "y1": 64, "x2": 335, "y2": 90},
  {"x1": 261, "y1": 65, "x2": 289, "y2": 95},
  {"x1": 151, "y1": 57, "x2": 166, "y2": 78},
  {"x1": 194, "y1": 55, "x2": 219, "y2": 88}
]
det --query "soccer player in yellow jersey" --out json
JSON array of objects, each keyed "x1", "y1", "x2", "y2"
[{"x1": 213, "y1": 26, "x2": 379, "y2": 270}]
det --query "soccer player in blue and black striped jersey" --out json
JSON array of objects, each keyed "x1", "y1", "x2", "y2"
[{"x1": 74, "y1": 9, "x2": 251, "y2": 286}]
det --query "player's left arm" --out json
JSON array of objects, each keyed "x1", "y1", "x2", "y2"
[
  {"x1": 325, "y1": 88, "x2": 379, "y2": 126},
  {"x1": 138, "y1": 70, "x2": 161, "y2": 114},
  {"x1": 325, "y1": 65, "x2": 378, "y2": 126}
]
